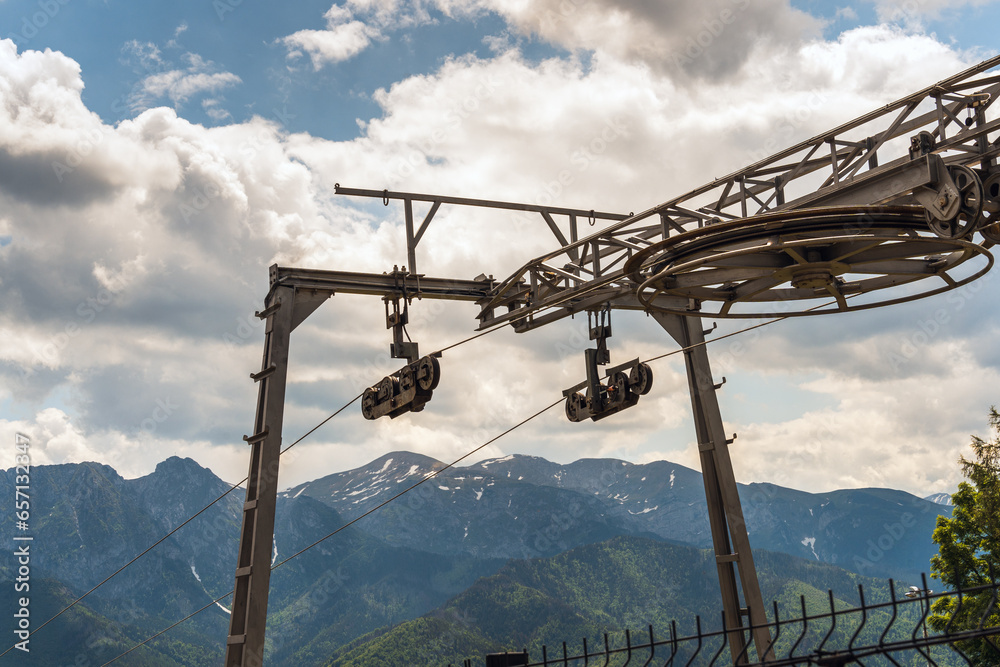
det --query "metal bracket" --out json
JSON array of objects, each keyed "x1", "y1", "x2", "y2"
[
  {"x1": 385, "y1": 266, "x2": 419, "y2": 364},
  {"x1": 564, "y1": 308, "x2": 654, "y2": 422}
]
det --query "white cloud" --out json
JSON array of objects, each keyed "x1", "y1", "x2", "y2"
[
  {"x1": 836, "y1": 6, "x2": 860, "y2": 20},
  {"x1": 868, "y1": 0, "x2": 1000, "y2": 25},
  {"x1": 281, "y1": 1, "x2": 439, "y2": 68},
  {"x1": 727, "y1": 349, "x2": 999, "y2": 493},
  {"x1": 283, "y1": 20, "x2": 376, "y2": 69},
  {"x1": 283, "y1": 0, "x2": 821, "y2": 75},
  {"x1": 475, "y1": 0, "x2": 822, "y2": 77},
  {"x1": 132, "y1": 53, "x2": 241, "y2": 111}
]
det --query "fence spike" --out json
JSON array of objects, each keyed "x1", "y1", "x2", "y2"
[
  {"x1": 847, "y1": 583, "x2": 866, "y2": 652},
  {"x1": 470, "y1": 578, "x2": 1000, "y2": 667},
  {"x1": 789, "y1": 594, "x2": 809, "y2": 658},
  {"x1": 640, "y1": 624, "x2": 654, "y2": 667},
  {"x1": 708, "y1": 611, "x2": 728, "y2": 667},
  {"x1": 816, "y1": 589, "x2": 838, "y2": 654},
  {"x1": 880, "y1": 579, "x2": 903, "y2": 667},
  {"x1": 665, "y1": 619, "x2": 678, "y2": 667},
  {"x1": 683, "y1": 616, "x2": 703, "y2": 667},
  {"x1": 761, "y1": 599, "x2": 781, "y2": 661}
]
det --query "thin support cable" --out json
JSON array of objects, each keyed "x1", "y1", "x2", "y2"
[
  {"x1": 270, "y1": 396, "x2": 562, "y2": 572},
  {"x1": 96, "y1": 395, "x2": 563, "y2": 666},
  {"x1": 0, "y1": 393, "x2": 361, "y2": 660},
  {"x1": 34, "y1": 286, "x2": 844, "y2": 664},
  {"x1": 97, "y1": 591, "x2": 233, "y2": 667}
]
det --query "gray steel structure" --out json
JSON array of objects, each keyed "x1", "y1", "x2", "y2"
[{"x1": 225, "y1": 57, "x2": 1000, "y2": 665}]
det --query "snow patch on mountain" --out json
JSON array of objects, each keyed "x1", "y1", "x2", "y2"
[
  {"x1": 801, "y1": 536, "x2": 819, "y2": 560},
  {"x1": 479, "y1": 455, "x2": 514, "y2": 468},
  {"x1": 923, "y1": 492, "x2": 953, "y2": 506}
]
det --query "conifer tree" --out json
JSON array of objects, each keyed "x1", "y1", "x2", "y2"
[{"x1": 930, "y1": 407, "x2": 1000, "y2": 662}]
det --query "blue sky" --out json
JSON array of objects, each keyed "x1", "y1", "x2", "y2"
[{"x1": 1, "y1": 0, "x2": 1000, "y2": 496}]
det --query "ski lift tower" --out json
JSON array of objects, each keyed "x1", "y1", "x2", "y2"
[{"x1": 224, "y1": 56, "x2": 1000, "y2": 666}]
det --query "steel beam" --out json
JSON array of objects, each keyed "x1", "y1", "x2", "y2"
[
  {"x1": 225, "y1": 285, "x2": 296, "y2": 667},
  {"x1": 271, "y1": 265, "x2": 496, "y2": 302},
  {"x1": 224, "y1": 267, "x2": 491, "y2": 666},
  {"x1": 453, "y1": 57, "x2": 1000, "y2": 328},
  {"x1": 653, "y1": 312, "x2": 773, "y2": 665}
]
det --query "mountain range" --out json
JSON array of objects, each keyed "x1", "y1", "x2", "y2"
[
  {"x1": 285, "y1": 451, "x2": 949, "y2": 582},
  {"x1": 0, "y1": 451, "x2": 952, "y2": 665}
]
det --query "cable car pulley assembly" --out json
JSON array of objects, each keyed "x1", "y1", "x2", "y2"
[
  {"x1": 562, "y1": 307, "x2": 653, "y2": 422},
  {"x1": 360, "y1": 267, "x2": 442, "y2": 420}
]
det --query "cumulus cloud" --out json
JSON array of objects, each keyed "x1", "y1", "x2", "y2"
[
  {"x1": 282, "y1": 1, "x2": 437, "y2": 68},
  {"x1": 479, "y1": 0, "x2": 822, "y2": 78},
  {"x1": 868, "y1": 0, "x2": 1000, "y2": 25},
  {"x1": 131, "y1": 52, "x2": 241, "y2": 111},
  {"x1": 726, "y1": 350, "x2": 1000, "y2": 493},
  {"x1": 284, "y1": 0, "x2": 821, "y2": 77},
  {"x1": 282, "y1": 8, "x2": 378, "y2": 68}
]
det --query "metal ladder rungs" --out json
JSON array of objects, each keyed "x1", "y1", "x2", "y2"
[
  {"x1": 242, "y1": 428, "x2": 269, "y2": 445},
  {"x1": 254, "y1": 300, "x2": 281, "y2": 319},
  {"x1": 250, "y1": 365, "x2": 276, "y2": 382}
]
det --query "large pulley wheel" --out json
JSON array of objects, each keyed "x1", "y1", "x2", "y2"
[
  {"x1": 565, "y1": 392, "x2": 586, "y2": 421},
  {"x1": 928, "y1": 165, "x2": 984, "y2": 240},
  {"x1": 361, "y1": 387, "x2": 377, "y2": 420},
  {"x1": 624, "y1": 206, "x2": 993, "y2": 318},
  {"x1": 398, "y1": 364, "x2": 415, "y2": 392},
  {"x1": 377, "y1": 375, "x2": 397, "y2": 399},
  {"x1": 416, "y1": 355, "x2": 440, "y2": 391},
  {"x1": 608, "y1": 371, "x2": 630, "y2": 406},
  {"x1": 630, "y1": 362, "x2": 653, "y2": 395},
  {"x1": 980, "y1": 171, "x2": 1000, "y2": 243}
]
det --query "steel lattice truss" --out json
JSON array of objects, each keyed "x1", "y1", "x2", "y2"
[{"x1": 334, "y1": 55, "x2": 1000, "y2": 327}]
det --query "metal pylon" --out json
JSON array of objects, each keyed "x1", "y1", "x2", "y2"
[
  {"x1": 653, "y1": 312, "x2": 773, "y2": 664},
  {"x1": 224, "y1": 278, "x2": 329, "y2": 667}
]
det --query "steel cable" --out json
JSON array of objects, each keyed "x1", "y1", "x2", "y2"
[
  {"x1": 0, "y1": 394, "x2": 361, "y2": 660},
  {"x1": 91, "y1": 303, "x2": 824, "y2": 665}
]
